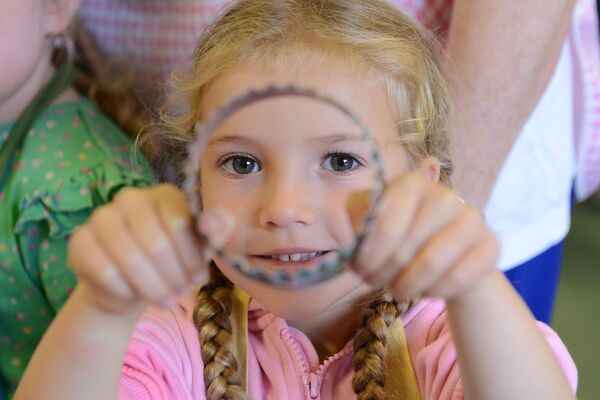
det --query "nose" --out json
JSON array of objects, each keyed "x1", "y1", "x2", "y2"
[{"x1": 258, "y1": 175, "x2": 316, "y2": 229}]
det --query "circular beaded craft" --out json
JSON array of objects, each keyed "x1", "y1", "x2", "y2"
[{"x1": 183, "y1": 85, "x2": 386, "y2": 289}]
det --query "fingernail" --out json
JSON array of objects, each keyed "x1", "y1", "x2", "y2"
[{"x1": 199, "y1": 208, "x2": 234, "y2": 246}]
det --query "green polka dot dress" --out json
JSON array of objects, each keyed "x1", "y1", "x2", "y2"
[{"x1": 0, "y1": 98, "x2": 155, "y2": 398}]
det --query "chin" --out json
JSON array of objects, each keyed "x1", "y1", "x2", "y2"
[{"x1": 220, "y1": 264, "x2": 364, "y2": 320}]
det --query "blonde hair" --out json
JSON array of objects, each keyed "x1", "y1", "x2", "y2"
[{"x1": 161, "y1": 0, "x2": 453, "y2": 398}]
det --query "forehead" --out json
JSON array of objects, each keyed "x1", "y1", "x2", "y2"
[{"x1": 201, "y1": 56, "x2": 400, "y2": 146}]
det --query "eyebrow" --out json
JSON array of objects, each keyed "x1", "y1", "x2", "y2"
[
  {"x1": 207, "y1": 132, "x2": 366, "y2": 147},
  {"x1": 308, "y1": 132, "x2": 366, "y2": 145},
  {"x1": 206, "y1": 135, "x2": 255, "y2": 147}
]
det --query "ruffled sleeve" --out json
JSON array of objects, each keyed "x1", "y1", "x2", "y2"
[
  {"x1": 15, "y1": 161, "x2": 152, "y2": 239},
  {"x1": 13, "y1": 161, "x2": 154, "y2": 312}
]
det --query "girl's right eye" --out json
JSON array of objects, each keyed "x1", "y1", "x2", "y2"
[{"x1": 220, "y1": 154, "x2": 261, "y2": 175}]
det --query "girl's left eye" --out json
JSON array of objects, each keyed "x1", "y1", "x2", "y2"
[
  {"x1": 221, "y1": 155, "x2": 260, "y2": 175},
  {"x1": 322, "y1": 152, "x2": 361, "y2": 173}
]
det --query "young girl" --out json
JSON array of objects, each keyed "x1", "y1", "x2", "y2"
[
  {"x1": 0, "y1": 0, "x2": 155, "y2": 397},
  {"x1": 15, "y1": 1, "x2": 576, "y2": 399}
]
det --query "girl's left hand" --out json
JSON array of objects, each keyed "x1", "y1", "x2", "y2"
[{"x1": 350, "y1": 173, "x2": 499, "y2": 300}]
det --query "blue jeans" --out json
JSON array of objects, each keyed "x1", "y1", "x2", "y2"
[{"x1": 504, "y1": 240, "x2": 564, "y2": 324}]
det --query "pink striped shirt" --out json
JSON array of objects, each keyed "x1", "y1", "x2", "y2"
[{"x1": 117, "y1": 294, "x2": 577, "y2": 399}]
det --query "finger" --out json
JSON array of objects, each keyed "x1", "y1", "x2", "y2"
[
  {"x1": 88, "y1": 205, "x2": 173, "y2": 304},
  {"x1": 347, "y1": 190, "x2": 372, "y2": 233},
  {"x1": 197, "y1": 207, "x2": 237, "y2": 257},
  {"x1": 352, "y1": 175, "x2": 422, "y2": 277},
  {"x1": 353, "y1": 257, "x2": 400, "y2": 293},
  {"x1": 199, "y1": 207, "x2": 236, "y2": 243},
  {"x1": 424, "y1": 230, "x2": 499, "y2": 299},
  {"x1": 389, "y1": 207, "x2": 484, "y2": 298},
  {"x1": 113, "y1": 188, "x2": 188, "y2": 291},
  {"x1": 153, "y1": 185, "x2": 208, "y2": 278},
  {"x1": 392, "y1": 185, "x2": 463, "y2": 269},
  {"x1": 68, "y1": 226, "x2": 135, "y2": 301}
]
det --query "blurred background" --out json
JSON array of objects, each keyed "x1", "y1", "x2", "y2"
[{"x1": 553, "y1": 199, "x2": 600, "y2": 400}]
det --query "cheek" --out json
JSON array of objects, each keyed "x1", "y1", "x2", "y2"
[
  {"x1": 200, "y1": 167, "x2": 236, "y2": 210},
  {"x1": 200, "y1": 163, "x2": 257, "y2": 210},
  {"x1": 0, "y1": 8, "x2": 48, "y2": 102},
  {"x1": 321, "y1": 195, "x2": 356, "y2": 249},
  {"x1": 200, "y1": 174, "x2": 255, "y2": 257}
]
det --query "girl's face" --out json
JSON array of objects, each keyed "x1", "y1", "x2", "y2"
[
  {"x1": 0, "y1": 0, "x2": 77, "y2": 123},
  {"x1": 200, "y1": 55, "x2": 438, "y2": 320}
]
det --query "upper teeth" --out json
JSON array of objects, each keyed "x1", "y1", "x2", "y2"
[{"x1": 270, "y1": 252, "x2": 322, "y2": 262}]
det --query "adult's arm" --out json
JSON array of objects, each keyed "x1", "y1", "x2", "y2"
[{"x1": 446, "y1": 0, "x2": 575, "y2": 208}]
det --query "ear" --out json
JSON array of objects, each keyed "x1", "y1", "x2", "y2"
[
  {"x1": 417, "y1": 156, "x2": 441, "y2": 183},
  {"x1": 45, "y1": 0, "x2": 81, "y2": 36}
]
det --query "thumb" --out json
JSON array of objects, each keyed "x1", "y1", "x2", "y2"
[
  {"x1": 197, "y1": 207, "x2": 236, "y2": 248},
  {"x1": 346, "y1": 190, "x2": 372, "y2": 233}
]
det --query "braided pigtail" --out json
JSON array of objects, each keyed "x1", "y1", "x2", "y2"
[
  {"x1": 352, "y1": 294, "x2": 412, "y2": 400},
  {"x1": 193, "y1": 263, "x2": 248, "y2": 400}
]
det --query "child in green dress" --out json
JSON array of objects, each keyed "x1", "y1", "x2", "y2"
[{"x1": 0, "y1": 1, "x2": 155, "y2": 397}]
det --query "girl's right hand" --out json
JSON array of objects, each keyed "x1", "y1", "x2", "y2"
[{"x1": 68, "y1": 184, "x2": 234, "y2": 315}]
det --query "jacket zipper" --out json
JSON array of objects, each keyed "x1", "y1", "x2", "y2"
[
  {"x1": 303, "y1": 372, "x2": 320, "y2": 399},
  {"x1": 280, "y1": 328, "x2": 353, "y2": 399}
]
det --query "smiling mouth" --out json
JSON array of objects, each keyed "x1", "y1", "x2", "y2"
[{"x1": 250, "y1": 250, "x2": 335, "y2": 267}]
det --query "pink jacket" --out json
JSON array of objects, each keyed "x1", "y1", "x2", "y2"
[{"x1": 118, "y1": 294, "x2": 577, "y2": 400}]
